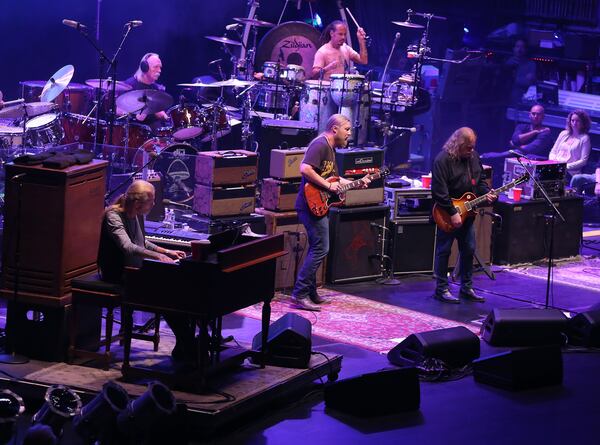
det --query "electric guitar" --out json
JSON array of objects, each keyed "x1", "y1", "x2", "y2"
[
  {"x1": 432, "y1": 173, "x2": 529, "y2": 233},
  {"x1": 305, "y1": 167, "x2": 390, "y2": 217}
]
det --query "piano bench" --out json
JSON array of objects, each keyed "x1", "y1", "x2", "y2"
[{"x1": 68, "y1": 273, "x2": 161, "y2": 370}]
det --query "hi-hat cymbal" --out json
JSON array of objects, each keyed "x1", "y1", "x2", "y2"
[
  {"x1": 0, "y1": 102, "x2": 57, "y2": 119},
  {"x1": 233, "y1": 17, "x2": 275, "y2": 28},
  {"x1": 116, "y1": 89, "x2": 173, "y2": 115},
  {"x1": 205, "y1": 35, "x2": 242, "y2": 46},
  {"x1": 41, "y1": 65, "x2": 74, "y2": 102},
  {"x1": 85, "y1": 78, "x2": 133, "y2": 92},
  {"x1": 391, "y1": 20, "x2": 424, "y2": 29}
]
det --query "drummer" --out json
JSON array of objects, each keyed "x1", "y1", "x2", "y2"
[
  {"x1": 120, "y1": 53, "x2": 170, "y2": 133},
  {"x1": 311, "y1": 21, "x2": 368, "y2": 81}
]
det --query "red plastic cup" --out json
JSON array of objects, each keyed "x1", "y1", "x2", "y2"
[
  {"x1": 190, "y1": 239, "x2": 211, "y2": 261},
  {"x1": 512, "y1": 187, "x2": 522, "y2": 202},
  {"x1": 421, "y1": 175, "x2": 432, "y2": 188}
]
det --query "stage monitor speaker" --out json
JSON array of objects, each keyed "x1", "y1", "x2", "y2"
[
  {"x1": 473, "y1": 345, "x2": 563, "y2": 390},
  {"x1": 326, "y1": 205, "x2": 390, "y2": 284},
  {"x1": 492, "y1": 196, "x2": 583, "y2": 265},
  {"x1": 251, "y1": 312, "x2": 312, "y2": 368},
  {"x1": 387, "y1": 326, "x2": 480, "y2": 369},
  {"x1": 481, "y1": 308, "x2": 568, "y2": 346},
  {"x1": 568, "y1": 309, "x2": 600, "y2": 347},
  {"x1": 390, "y1": 218, "x2": 436, "y2": 274},
  {"x1": 324, "y1": 367, "x2": 420, "y2": 417}
]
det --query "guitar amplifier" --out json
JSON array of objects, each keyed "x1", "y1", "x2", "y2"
[
  {"x1": 193, "y1": 184, "x2": 256, "y2": 217},
  {"x1": 335, "y1": 147, "x2": 384, "y2": 175},
  {"x1": 269, "y1": 147, "x2": 307, "y2": 179},
  {"x1": 385, "y1": 187, "x2": 433, "y2": 221},
  {"x1": 260, "y1": 178, "x2": 300, "y2": 211},
  {"x1": 503, "y1": 158, "x2": 566, "y2": 200},
  {"x1": 195, "y1": 150, "x2": 258, "y2": 186},
  {"x1": 342, "y1": 177, "x2": 385, "y2": 207}
]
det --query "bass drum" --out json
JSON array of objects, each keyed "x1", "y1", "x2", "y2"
[
  {"x1": 152, "y1": 142, "x2": 198, "y2": 203},
  {"x1": 255, "y1": 22, "x2": 321, "y2": 81}
]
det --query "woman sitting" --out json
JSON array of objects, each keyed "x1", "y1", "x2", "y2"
[{"x1": 548, "y1": 109, "x2": 592, "y2": 177}]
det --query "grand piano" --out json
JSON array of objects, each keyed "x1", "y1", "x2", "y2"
[{"x1": 121, "y1": 230, "x2": 286, "y2": 387}]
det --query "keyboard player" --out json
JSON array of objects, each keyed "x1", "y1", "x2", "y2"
[{"x1": 97, "y1": 180, "x2": 197, "y2": 368}]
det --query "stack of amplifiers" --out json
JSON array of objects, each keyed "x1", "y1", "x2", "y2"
[
  {"x1": 256, "y1": 119, "x2": 316, "y2": 179},
  {"x1": 384, "y1": 187, "x2": 436, "y2": 274},
  {"x1": 503, "y1": 158, "x2": 566, "y2": 200},
  {"x1": 255, "y1": 208, "x2": 325, "y2": 290},
  {"x1": 335, "y1": 147, "x2": 385, "y2": 207},
  {"x1": 193, "y1": 150, "x2": 258, "y2": 217},
  {"x1": 261, "y1": 147, "x2": 306, "y2": 212}
]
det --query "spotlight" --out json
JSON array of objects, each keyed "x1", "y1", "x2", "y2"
[
  {"x1": 117, "y1": 381, "x2": 176, "y2": 438},
  {"x1": 0, "y1": 389, "x2": 25, "y2": 443},
  {"x1": 32, "y1": 385, "x2": 82, "y2": 437},
  {"x1": 463, "y1": 26, "x2": 470, "y2": 33},
  {"x1": 73, "y1": 381, "x2": 129, "y2": 442}
]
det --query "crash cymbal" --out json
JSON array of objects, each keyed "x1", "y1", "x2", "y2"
[
  {"x1": 201, "y1": 103, "x2": 239, "y2": 112},
  {"x1": 233, "y1": 17, "x2": 275, "y2": 28},
  {"x1": 391, "y1": 20, "x2": 424, "y2": 29},
  {"x1": 205, "y1": 35, "x2": 242, "y2": 46},
  {"x1": 116, "y1": 89, "x2": 173, "y2": 115},
  {"x1": 40, "y1": 65, "x2": 74, "y2": 102},
  {"x1": 0, "y1": 102, "x2": 57, "y2": 119},
  {"x1": 398, "y1": 74, "x2": 416, "y2": 84},
  {"x1": 210, "y1": 79, "x2": 257, "y2": 88},
  {"x1": 177, "y1": 82, "x2": 220, "y2": 88},
  {"x1": 85, "y1": 78, "x2": 133, "y2": 92}
]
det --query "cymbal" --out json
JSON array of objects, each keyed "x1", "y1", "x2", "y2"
[
  {"x1": 116, "y1": 89, "x2": 173, "y2": 115},
  {"x1": 0, "y1": 102, "x2": 57, "y2": 119},
  {"x1": 233, "y1": 17, "x2": 275, "y2": 28},
  {"x1": 40, "y1": 65, "x2": 74, "y2": 102},
  {"x1": 85, "y1": 79, "x2": 133, "y2": 92},
  {"x1": 177, "y1": 82, "x2": 219, "y2": 88},
  {"x1": 0, "y1": 125, "x2": 23, "y2": 134},
  {"x1": 398, "y1": 74, "x2": 416, "y2": 84},
  {"x1": 391, "y1": 20, "x2": 424, "y2": 29},
  {"x1": 201, "y1": 103, "x2": 239, "y2": 112},
  {"x1": 205, "y1": 35, "x2": 242, "y2": 46},
  {"x1": 210, "y1": 79, "x2": 257, "y2": 88}
]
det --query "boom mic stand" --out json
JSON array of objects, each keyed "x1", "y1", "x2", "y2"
[{"x1": 514, "y1": 155, "x2": 565, "y2": 308}]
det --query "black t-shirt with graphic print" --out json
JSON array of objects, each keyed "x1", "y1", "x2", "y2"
[{"x1": 295, "y1": 135, "x2": 338, "y2": 214}]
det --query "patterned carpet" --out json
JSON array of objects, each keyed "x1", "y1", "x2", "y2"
[
  {"x1": 507, "y1": 256, "x2": 600, "y2": 291},
  {"x1": 236, "y1": 289, "x2": 480, "y2": 354}
]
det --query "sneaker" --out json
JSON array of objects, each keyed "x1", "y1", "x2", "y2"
[
  {"x1": 291, "y1": 296, "x2": 321, "y2": 311},
  {"x1": 433, "y1": 290, "x2": 460, "y2": 304},
  {"x1": 459, "y1": 288, "x2": 486, "y2": 302}
]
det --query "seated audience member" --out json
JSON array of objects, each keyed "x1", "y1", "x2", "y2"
[
  {"x1": 548, "y1": 109, "x2": 592, "y2": 177},
  {"x1": 570, "y1": 160, "x2": 600, "y2": 196}
]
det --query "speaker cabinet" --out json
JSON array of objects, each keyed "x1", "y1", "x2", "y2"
[
  {"x1": 251, "y1": 313, "x2": 312, "y2": 368},
  {"x1": 568, "y1": 309, "x2": 600, "y2": 347},
  {"x1": 387, "y1": 326, "x2": 480, "y2": 368},
  {"x1": 390, "y1": 218, "x2": 436, "y2": 274},
  {"x1": 324, "y1": 367, "x2": 420, "y2": 417},
  {"x1": 481, "y1": 308, "x2": 568, "y2": 346},
  {"x1": 473, "y1": 345, "x2": 563, "y2": 390},
  {"x1": 492, "y1": 196, "x2": 583, "y2": 265},
  {"x1": 326, "y1": 205, "x2": 390, "y2": 284}
]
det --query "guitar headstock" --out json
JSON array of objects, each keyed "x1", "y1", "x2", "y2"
[
  {"x1": 515, "y1": 173, "x2": 530, "y2": 185},
  {"x1": 379, "y1": 166, "x2": 391, "y2": 178}
]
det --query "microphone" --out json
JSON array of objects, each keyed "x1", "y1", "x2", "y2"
[
  {"x1": 390, "y1": 125, "x2": 417, "y2": 133},
  {"x1": 225, "y1": 23, "x2": 242, "y2": 31},
  {"x1": 162, "y1": 199, "x2": 192, "y2": 210},
  {"x1": 208, "y1": 58, "x2": 222, "y2": 66},
  {"x1": 11, "y1": 173, "x2": 27, "y2": 181},
  {"x1": 62, "y1": 19, "x2": 87, "y2": 30},
  {"x1": 508, "y1": 149, "x2": 530, "y2": 160},
  {"x1": 395, "y1": 32, "x2": 401, "y2": 41},
  {"x1": 125, "y1": 20, "x2": 143, "y2": 28}
]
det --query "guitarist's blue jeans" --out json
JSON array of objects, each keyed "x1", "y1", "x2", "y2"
[
  {"x1": 293, "y1": 210, "x2": 329, "y2": 300},
  {"x1": 434, "y1": 218, "x2": 476, "y2": 295}
]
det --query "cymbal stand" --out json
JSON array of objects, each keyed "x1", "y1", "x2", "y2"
[
  {"x1": 19, "y1": 104, "x2": 29, "y2": 154},
  {"x1": 236, "y1": 83, "x2": 259, "y2": 151},
  {"x1": 209, "y1": 97, "x2": 225, "y2": 151}
]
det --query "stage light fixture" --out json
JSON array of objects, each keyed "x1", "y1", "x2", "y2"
[
  {"x1": 73, "y1": 381, "x2": 130, "y2": 442},
  {"x1": 32, "y1": 385, "x2": 82, "y2": 437},
  {"x1": 0, "y1": 389, "x2": 25, "y2": 443},
  {"x1": 117, "y1": 381, "x2": 176, "y2": 437}
]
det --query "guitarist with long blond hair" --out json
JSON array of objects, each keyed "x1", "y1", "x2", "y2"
[
  {"x1": 291, "y1": 114, "x2": 370, "y2": 311},
  {"x1": 432, "y1": 127, "x2": 497, "y2": 304}
]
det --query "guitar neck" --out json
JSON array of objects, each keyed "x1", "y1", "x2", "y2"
[
  {"x1": 338, "y1": 172, "x2": 380, "y2": 192},
  {"x1": 468, "y1": 180, "x2": 521, "y2": 208}
]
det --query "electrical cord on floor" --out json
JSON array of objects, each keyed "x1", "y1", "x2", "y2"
[
  {"x1": 311, "y1": 351, "x2": 335, "y2": 384},
  {"x1": 415, "y1": 358, "x2": 473, "y2": 382}
]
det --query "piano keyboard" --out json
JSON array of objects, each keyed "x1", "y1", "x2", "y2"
[{"x1": 145, "y1": 224, "x2": 209, "y2": 249}]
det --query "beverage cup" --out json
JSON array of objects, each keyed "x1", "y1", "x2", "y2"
[
  {"x1": 421, "y1": 175, "x2": 432, "y2": 188},
  {"x1": 190, "y1": 239, "x2": 211, "y2": 261},
  {"x1": 512, "y1": 187, "x2": 522, "y2": 202}
]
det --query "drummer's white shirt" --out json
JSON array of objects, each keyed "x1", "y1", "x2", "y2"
[{"x1": 313, "y1": 42, "x2": 359, "y2": 80}]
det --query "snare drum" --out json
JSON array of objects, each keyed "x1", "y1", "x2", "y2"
[
  {"x1": 103, "y1": 121, "x2": 152, "y2": 148},
  {"x1": 168, "y1": 104, "x2": 204, "y2": 140},
  {"x1": 299, "y1": 80, "x2": 335, "y2": 133},
  {"x1": 25, "y1": 113, "x2": 64, "y2": 147},
  {"x1": 0, "y1": 126, "x2": 23, "y2": 150},
  {"x1": 330, "y1": 74, "x2": 365, "y2": 108},
  {"x1": 61, "y1": 113, "x2": 99, "y2": 144},
  {"x1": 263, "y1": 61, "x2": 283, "y2": 81},
  {"x1": 285, "y1": 64, "x2": 306, "y2": 83},
  {"x1": 256, "y1": 83, "x2": 290, "y2": 115}
]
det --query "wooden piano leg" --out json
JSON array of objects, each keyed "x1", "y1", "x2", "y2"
[
  {"x1": 121, "y1": 305, "x2": 134, "y2": 378},
  {"x1": 260, "y1": 298, "x2": 272, "y2": 368}
]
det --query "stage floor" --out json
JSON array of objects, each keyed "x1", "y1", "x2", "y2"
[{"x1": 1, "y1": 238, "x2": 599, "y2": 444}]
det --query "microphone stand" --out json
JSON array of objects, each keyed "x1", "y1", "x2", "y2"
[
  {"x1": 379, "y1": 33, "x2": 400, "y2": 121},
  {"x1": 514, "y1": 155, "x2": 565, "y2": 308}
]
